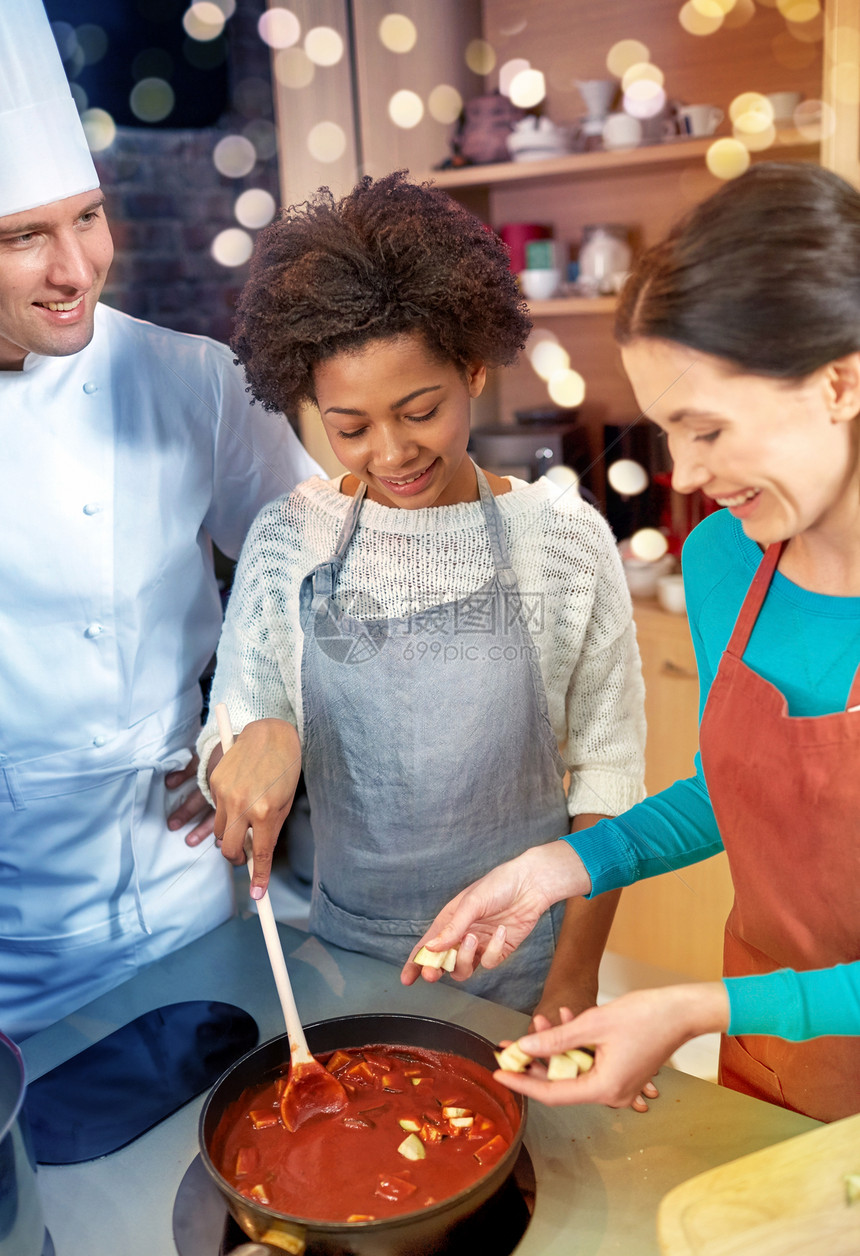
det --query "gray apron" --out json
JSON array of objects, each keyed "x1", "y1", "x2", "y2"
[{"x1": 299, "y1": 468, "x2": 570, "y2": 1011}]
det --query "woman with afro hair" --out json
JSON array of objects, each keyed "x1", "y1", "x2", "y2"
[{"x1": 196, "y1": 172, "x2": 647, "y2": 1022}]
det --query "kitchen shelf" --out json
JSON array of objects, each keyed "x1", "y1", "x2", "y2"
[
  {"x1": 422, "y1": 131, "x2": 819, "y2": 191},
  {"x1": 525, "y1": 294, "x2": 617, "y2": 317}
]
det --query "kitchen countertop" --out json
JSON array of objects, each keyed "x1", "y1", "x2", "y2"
[{"x1": 21, "y1": 912, "x2": 818, "y2": 1255}]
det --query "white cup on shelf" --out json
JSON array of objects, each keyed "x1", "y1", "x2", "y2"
[
  {"x1": 519, "y1": 268, "x2": 562, "y2": 301},
  {"x1": 677, "y1": 104, "x2": 724, "y2": 137}
]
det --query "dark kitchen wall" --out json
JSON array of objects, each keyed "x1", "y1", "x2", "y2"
[{"x1": 47, "y1": 0, "x2": 279, "y2": 343}]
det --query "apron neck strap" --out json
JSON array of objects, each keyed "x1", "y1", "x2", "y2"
[
  {"x1": 726, "y1": 540, "x2": 786, "y2": 657},
  {"x1": 332, "y1": 479, "x2": 367, "y2": 560},
  {"x1": 475, "y1": 464, "x2": 516, "y2": 582}
]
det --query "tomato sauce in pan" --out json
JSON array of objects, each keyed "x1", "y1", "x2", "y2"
[{"x1": 211, "y1": 1044, "x2": 518, "y2": 1222}]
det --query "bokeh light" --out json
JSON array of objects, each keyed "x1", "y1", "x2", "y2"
[
  {"x1": 777, "y1": 0, "x2": 820, "y2": 19},
  {"x1": 307, "y1": 120, "x2": 348, "y2": 161},
  {"x1": 258, "y1": 7, "x2": 300, "y2": 50},
  {"x1": 621, "y1": 62, "x2": 664, "y2": 91},
  {"x1": 679, "y1": 1, "x2": 724, "y2": 35},
  {"x1": 465, "y1": 39, "x2": 495, "y2": 75},
  {"x1": 50, "y1": 20, "x2": 78, "y2": 62},
  {"x1": 786, "y1": 13, "x2": 824, "y2": 42},
  {"x1": 729, "y1": 91, "x2": 774, "y2": 133},
  {"x1": 129, "y1": 77, "x2": 174, "y2": 123},
  {"x1": 213, "y1": 134, "x2": 257, "y2": 177},
  {"x1": 499, "y1": 58, "x2": 531, "y2": 98},
  {"x1": 723, "y1": 0, "x2": 756, "y2": 24},
  {"x1": 545, "y1": 465, "x2": 580, "y2": 491},
  {"x1": 428, "y1": 85, "x2": 463, "y2": 125},
  {"x1": 75, "y1": 23, "x2": 108, "y2": 66},
  {"x1": 736, "y1": 124, "x2": 775, "y2": 151},
  {"x1": 607, "y1": 459, "x2": 648, "y2": 496},
  {"x1": 235, "y1": 188, "x2": 277, "y2": 229},
  {"x1": 379, "y1": 14, "x2": 417, "y2": 53},
  {"x1": 243, "y1": 118, "x2": 277, "y2": 161},
  {"x1": 548, "y1": 369, "x2": 586, "y2": 408},
  {"x1": 69, "y1": 82, "x2": 88, "y2": 112},
  {"x1": 211, "y1": 0, "x2": 236, "y2": 15},
  {"x1": 606, "y1": 39, "x2": 650, "y2": 79},
  {"x1": 509, "y1": 68, "x2": 546, "y2": 109},
  {"x1": 630, "y1": 528, "x2": 669, "y2": 561},
  {"x1": 274, "y1": 47, "x2": 315, "y2": 89},
  {"x1": 706, "y1": 137, "x2": 751, "y2": 179},
  {"x1": 211, "y1": 228, "x2": 254, "y2": 268},
  {"x1": 182, "y1": 2, "x2": 225, "y2": 42},
  {"x1": 388, "y1": 89, "x2": 424, "y2": 128},
  {"x1": 80, "y1": 107, "x2": 115, "y2": 152},
  {"x1": 528, "y1": 337, "x2": 570, "y2": 380},
  {"x1": 794, "y1": 99, "x2": 835, "y2": 140},
  {"x1": 624, "y1": 79, "x2": 667, "y2": 119},
  {"x1": 305, "y1": 27, "x2": 344, "y2": 67}
]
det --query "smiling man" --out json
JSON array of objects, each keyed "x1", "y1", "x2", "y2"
[{"x1": 0, "y1": 0, "x2": 320, "y2": 1039}]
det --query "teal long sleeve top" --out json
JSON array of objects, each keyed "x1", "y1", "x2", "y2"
[{"x1": 568, "y1": 508, "x2": 860, "y2": 1041}]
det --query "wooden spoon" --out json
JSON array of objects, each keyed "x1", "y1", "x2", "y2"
[{"x1": 214, "y1": 704, "x2": 347, "y2": 1132}]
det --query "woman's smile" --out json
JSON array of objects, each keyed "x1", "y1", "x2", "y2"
[{"x1": 314, "y1": 332, "x2": 486, "y2": 509}]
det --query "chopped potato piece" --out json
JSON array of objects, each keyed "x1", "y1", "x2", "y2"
[
  {"x1": 567, "y1": 1047, "x2": 596, "y2": 1073},
  {"x1": 845, "y1": 1173, "x2": 860, "y2": 1205},
  {"x1": 474, "y1": 1134, "x2": 509, "y2": 1166},
  {"x1": 547, "y1": 1053, "x2": 583, "y2": 1081},
  {"x1": 494, "y1": 1042, "x2": 533, "y2": 1073},
  {"x1": 347, "y1": 1214, "x2": 376, "y2": 1223},
  {"x1": 397, "y1": 1132, "x2": 426, "y2": 1161},
  {"x1": 441, "y1": 1106, "x2": 472, "y2": 1119},
  {"x1": 414, "y1": 945, "x2": 459, "y2": 971},
  {"x1": 249, "y1": 1109, "x2": 279, "y2": 1130},
  {"x1": 398, "y1": 1117, "x2": 421, "y2": 1132},
  {"x1": 249, "y1": 1183, "x2": 270, "y2": 1205}
]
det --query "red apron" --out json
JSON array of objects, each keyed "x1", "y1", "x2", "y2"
[{"x1": 698, "y1": 541, "x2": 860, "y2": 1122}]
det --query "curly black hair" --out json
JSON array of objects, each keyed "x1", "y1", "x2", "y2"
[{"x1": 232, "y1": 171, "x2": 532, "y2": 415}]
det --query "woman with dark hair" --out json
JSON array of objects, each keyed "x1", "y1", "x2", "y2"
[
  {"x1": 404, "y1": 162, "x2": 860, "y2": 1122},
  {"x1": 196, "y1": 172, "x2": 647, "y2": 1021}
]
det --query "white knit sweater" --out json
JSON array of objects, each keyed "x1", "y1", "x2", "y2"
[{"x1": 198, "y1": 475, "x2": 646, "y2": 819}]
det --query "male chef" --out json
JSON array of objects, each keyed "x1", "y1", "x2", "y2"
[{"x1": 0, "y1": 0, "x2": 319, "y2": 1039}]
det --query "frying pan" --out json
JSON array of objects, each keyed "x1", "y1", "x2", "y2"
[{"x1": 199, "y1": 1013, "x2": 526, "y2": 1256}]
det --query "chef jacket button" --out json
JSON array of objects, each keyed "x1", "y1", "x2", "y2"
[
  {"x1": 84, "y1": 622, "x2": 104, "y2": 639},
  {"x1": 83, "y1": 502, "x2": 103, "y2": 515},
  {"x1": 83, "y1": 381, "x2": 98, "y2": 394},
  {"x1": 92, "y1": 734, "x2": 108, "y2": 747}
]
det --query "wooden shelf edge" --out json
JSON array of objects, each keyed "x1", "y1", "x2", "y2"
[
  {"x1": 526, "y1": 295, "x2": 617, "y2": 317},
  {"x1": 418, "y1": 134, "x2": 820, "y2": 190}
]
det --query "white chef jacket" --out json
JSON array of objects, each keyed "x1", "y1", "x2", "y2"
[{"x1": 0, "y1": 303, "x2": 320, "y2": 1039}]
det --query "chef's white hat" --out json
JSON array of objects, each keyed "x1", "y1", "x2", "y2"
[{"x1": 0, "y1": 0, "x2": 99, "y2": 218}]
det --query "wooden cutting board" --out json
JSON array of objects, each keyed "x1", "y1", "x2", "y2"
[{"x1": 657, "y1": 1112, "x2": 860, "y2": 1255}]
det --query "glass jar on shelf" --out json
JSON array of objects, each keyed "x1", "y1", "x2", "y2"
[{"x1": 577, "y1": 224, "x2": 633, "y2": 296}]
